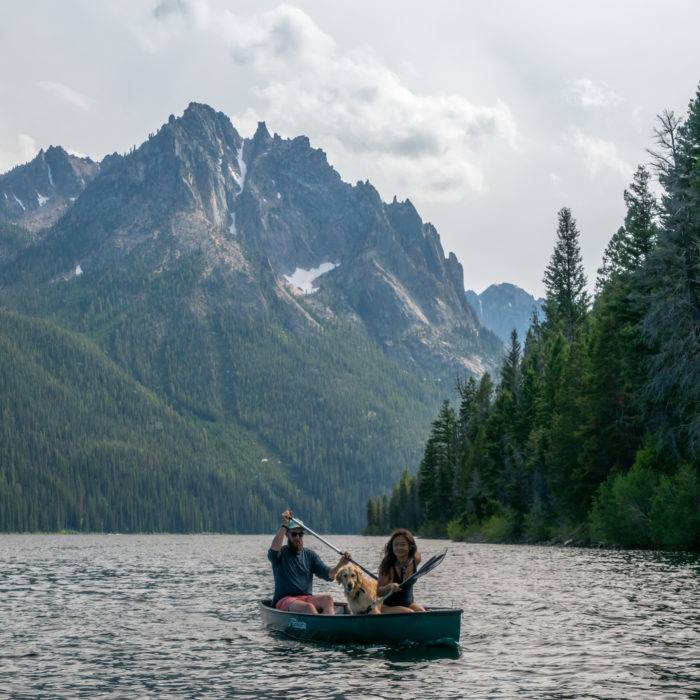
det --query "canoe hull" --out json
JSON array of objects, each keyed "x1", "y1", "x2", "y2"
[{"x1": 259, "y1": 600, "x2": 461, "y2": 647}]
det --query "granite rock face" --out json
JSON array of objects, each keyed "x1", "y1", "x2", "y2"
[
  {"x1": 0, "y1": 146, "x2": 99, "y2": 231},
  {"x1": 466, "y1": 283, "x2": 544, "y2": 345},
  {"x1": 1, "y1": 102, "x2": 502, "y2": 377}
]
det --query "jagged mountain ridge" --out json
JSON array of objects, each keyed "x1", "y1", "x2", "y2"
[
  {"x1": 0, "y1": 102, "x2": 503, "y2": 532},
  {"x1": 0, "y1": 146, "x2": 99, "y2": 232},
  {"x1": 466, "y1": 283, "x2": 544, "y2": 344},
  {"x1": 3, "y1": 102, "x2": 501, "y2": 376}
]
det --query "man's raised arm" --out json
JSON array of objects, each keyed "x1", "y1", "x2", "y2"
[{"x1": 270, "y1": 510, "x2": 292, "y2": 552}]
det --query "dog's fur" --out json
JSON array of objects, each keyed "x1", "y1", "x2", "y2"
[{"x1": 335, "y1": 564, "x2": 380, "y2": 614}]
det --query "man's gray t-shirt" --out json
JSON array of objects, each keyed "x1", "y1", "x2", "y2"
[{"x1": 268, "y1": 545, "x2": 332, "y2": 605}]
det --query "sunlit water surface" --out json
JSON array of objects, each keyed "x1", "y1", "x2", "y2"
[{"x1": 1, "y1": 535, "x2": 698, "y2": 698}]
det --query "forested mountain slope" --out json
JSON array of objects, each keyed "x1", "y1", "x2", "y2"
[{"x1": 0, "y1": 103, "x2": 500, "y2": 532}]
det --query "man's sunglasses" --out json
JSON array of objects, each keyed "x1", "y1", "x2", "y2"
[{"x1": 289, "y1": 531, "x2": 304, "y2": 538}]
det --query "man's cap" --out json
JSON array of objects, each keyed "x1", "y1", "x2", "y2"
[{"x1": 287, "y1": 517, "x2": 306, "y2": 532}]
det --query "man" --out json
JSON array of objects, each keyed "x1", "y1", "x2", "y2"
[{"x1": 268, "y1": 510, "x2": 351, "y2": 614}]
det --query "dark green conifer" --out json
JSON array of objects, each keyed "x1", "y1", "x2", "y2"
[
  {"x1": 543, "y1": 207, "x2": 590, "y2": 341},
  {"x1": 642, "y1": 89, "x2": 700, "y2": 456}
]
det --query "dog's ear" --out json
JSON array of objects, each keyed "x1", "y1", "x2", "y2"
[{"x1": 334, "y1": 565, "x2": 346, "y2": 584}]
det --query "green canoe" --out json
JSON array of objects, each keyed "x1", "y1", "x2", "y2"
[{"x1": 259, "y1": 600, "x2": 462, "y2": 647}]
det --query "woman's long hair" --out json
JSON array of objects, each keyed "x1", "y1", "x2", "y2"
[{"x1": 379, "y1": 529, "x2": 418, "y2": 580}]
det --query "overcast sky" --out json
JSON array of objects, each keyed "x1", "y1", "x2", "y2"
[{"x1": 1, "y1": 1, "x2": 698, "y2": 296}]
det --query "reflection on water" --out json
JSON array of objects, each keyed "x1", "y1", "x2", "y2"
[{"x1": 1, "y1": 535, "x2": 698, "y2": 698}]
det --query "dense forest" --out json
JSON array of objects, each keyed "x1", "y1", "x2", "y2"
[
  {"x1": 367, "y1": 85, "x2": 700, "y2": 551},
  {"x1": 0, "y1": 296, "x2": 441, "y2": 532}
]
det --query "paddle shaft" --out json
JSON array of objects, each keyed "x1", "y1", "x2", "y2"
[{"x1": 288, "y1": 517, "x2": 378, "y2": 580}]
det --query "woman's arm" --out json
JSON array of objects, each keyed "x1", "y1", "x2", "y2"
[{"x1": 376, "y1": 571, "x2": 400, "y2": 597}]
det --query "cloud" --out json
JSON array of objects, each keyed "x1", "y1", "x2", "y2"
[
  {"x1": 568, "y1": 129, "x2": 632, "y2": 179},
  {"x1": 564, "y1": 78, "x2": 620, "y2": 108},
  {"x1": 224, "y1": 5, "x2": 517, "y2": 201},
  {"x1": 138, "y1": 2, "x2": 517, "y2": 202},
  {"x1": 37, "y1": 81, "x2": 95, "y2": 111},
  {"x1": 135, "y1": 0, "x2": 211, "y2": 52},
  {"x1": 0, "y1": 133, "x2": 38, "y2": 173},
  {"x1": 220, "y1": 4, "x2": 334, "y2": 70},
  {"x1": 153, "y1": 0, "x2": 189, "y2": 20}
]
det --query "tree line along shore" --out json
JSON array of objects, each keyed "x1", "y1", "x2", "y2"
[{"x1": 367, "y1": 85, "x2": 700, "y2": 552}]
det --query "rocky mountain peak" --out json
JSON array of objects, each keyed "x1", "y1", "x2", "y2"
[
  {"x1": 466, "y1": 282, "x2": 544, "y2": 344},
  {"x1": 1, "y1": 102, "x2": 504, "y2": 378},
  {"x1": 253, "y1": 121, "x2": 271, "y2": 143},
  {"x1": 0, "y1": 145, "x2": 98, "y2": 231},
  {"x1": 163, "y1": 101, "x2": 242, "y2": 156}
]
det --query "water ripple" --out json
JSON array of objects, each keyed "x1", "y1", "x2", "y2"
[{"x1": 1, "y1": 535, "x2": 698, "y2": 698}]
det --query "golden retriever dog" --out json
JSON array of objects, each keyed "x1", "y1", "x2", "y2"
[{"x1": 335, "y1": 564, "x2": 381, "y2": 615}]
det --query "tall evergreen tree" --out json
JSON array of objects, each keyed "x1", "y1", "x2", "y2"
[
  {"x1": 500, "y1": 329, "x2": 522, "y2": 400},
  {"x1": 543, "y1": 207, "x2": 590, "y2": 340},
  {"x1": 642, "y1": 91, "x2": 700, "y2": 457},
  {"x1": 417, "y1": 401, "x2": 458, "y2": 525},
  {"x1": 597, "y1": 165, "x2": 658, "y2": 291},
  {"x1": 581, "y1": 164, "x2": 658, "y2": 491}
]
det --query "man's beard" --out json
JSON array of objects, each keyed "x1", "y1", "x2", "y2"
[{"x1": 289, "y1": 538, "x2": 304, "y2": 553}]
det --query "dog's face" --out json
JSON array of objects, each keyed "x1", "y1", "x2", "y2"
[
  {"x1": 335, "y1": 564, "x2": 361, "y2": 597},
  {"x1": 335, "y1": 564, "x2": 378, "y2": 614}
]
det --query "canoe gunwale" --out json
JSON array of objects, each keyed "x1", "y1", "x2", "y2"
[
  {"x1": 260, "y1": 599, "x2": 462, "y2": 617},
  {"x1": 259, "y1": 599, "x2": 462, "y2": 647}
]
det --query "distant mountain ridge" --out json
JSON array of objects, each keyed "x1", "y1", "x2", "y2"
[
  {"x1": 3, "y1": 102, "x2": 501, "y2": 376},
  {"x1": 466, "y1": 283, "x2": 544, "y2": 344},
  {"x1": 0, "y1": 102, "x2": 502, "y2": 532},
  {"x1": 0, "y1": 146, "x2": 99, "y2": 232}
]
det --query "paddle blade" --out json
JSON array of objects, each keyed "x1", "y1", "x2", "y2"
[{"x1": 400, "y1": 549, "x2": 447, "y2": 588}]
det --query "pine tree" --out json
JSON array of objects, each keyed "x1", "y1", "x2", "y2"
[
  {"x1": 597, "y1": 166, "x2": 658, "y2": 292},
  {"x1": 434, "y1": 401, "x2": 458, "y2": 524},
  {"x1": 500, "y1": 329, "x2": 522, "y2": 400},
  {"x1": 493, "y1": 330, "x2": 527, "y2": 517},
  {"x1": 543, "y1": 207, "x2": 590, "y2": 341},
  {"x1": 642, "y1": 90, "x2": 700, "y2": 457},
  {"x1": 580, "y1": 165, "x2": 657, "y2": 492},
  {"x1": 545, "y1": 325, "x2": 590, "y2": 519}
]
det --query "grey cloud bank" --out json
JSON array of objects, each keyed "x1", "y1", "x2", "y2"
[{"x1": 1, "y1": 0, "x2": 698, "y2": 296}]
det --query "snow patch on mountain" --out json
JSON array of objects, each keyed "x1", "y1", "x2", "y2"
[
  {"x1": 284, "y1": 262, "x2": 338, "y2": 294},
  {"x1": 232, "y1": 144, "x2": 247, "y2": 192}
]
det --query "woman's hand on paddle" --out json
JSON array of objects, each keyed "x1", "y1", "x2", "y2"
[
  {"x1": 339, "y1": 551, "x2": 352, "y2": 564},
  {"x1": 378, "y1": 581, "x2": 401, "y2": 597}
]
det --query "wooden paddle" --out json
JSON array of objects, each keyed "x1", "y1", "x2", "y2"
[
  {"x1": 287, "y1": 516, "x2": 379, "y2": 580},
  {"x1": 371, "y1": 549, "x2": 448, "y2": 610}
]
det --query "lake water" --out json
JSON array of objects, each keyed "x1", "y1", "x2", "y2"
[{"x1": 1, "y1": 534, "x2": 698, "y2": 698}]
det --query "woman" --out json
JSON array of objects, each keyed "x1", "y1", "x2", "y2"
[{"x1": 377, "y1": 529, "x2": 426, "y2": 613}]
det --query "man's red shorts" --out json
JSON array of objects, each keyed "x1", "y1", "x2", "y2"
[{"x1": 275, "y1": 594, "x2": 316, "y2": 612}]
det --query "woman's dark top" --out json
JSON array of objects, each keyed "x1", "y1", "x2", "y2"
[{"x1": 383, "y1": 557, "x2": 417, "y2": 607}]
